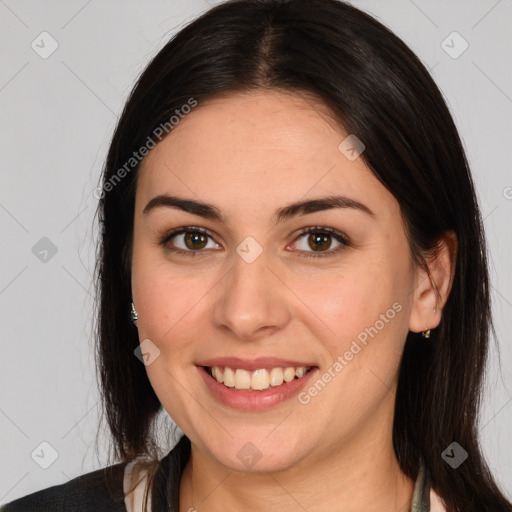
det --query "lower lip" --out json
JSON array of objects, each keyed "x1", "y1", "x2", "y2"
[{"x1": 197, "y1": 366, "x2": 318, "y2": 411}]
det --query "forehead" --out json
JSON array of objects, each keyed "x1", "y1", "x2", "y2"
[
  {"x1": 135, "y1": 90, "x2": 397, "y2": 221},
  {"x1": 142, "y1": 90, "x2": 343, "y2": 166}
]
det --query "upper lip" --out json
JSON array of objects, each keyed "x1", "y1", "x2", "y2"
[{"x1": 196, "y1": 357, "x2": 317, "y2": 371}]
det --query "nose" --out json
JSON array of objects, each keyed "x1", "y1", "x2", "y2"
[{"x1": 212, "y1": 249, "x2": 292, "y2": 342}]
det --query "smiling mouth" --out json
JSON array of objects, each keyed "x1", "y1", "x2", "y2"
[{"x1": 205, "y1": 365, "x2": 314, "y2": 391}]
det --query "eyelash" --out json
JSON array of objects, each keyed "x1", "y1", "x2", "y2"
[{"x1": 158, "y1": 226, "x2": 351, "y2": 259}]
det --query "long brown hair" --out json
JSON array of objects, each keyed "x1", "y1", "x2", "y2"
[{"x1": 94, "y1": 1, "x2": 512, "y2": 510}]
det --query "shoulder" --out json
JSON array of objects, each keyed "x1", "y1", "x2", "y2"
[{"x1": 0, "y1": 461, "x2": 128, "y2": 512}]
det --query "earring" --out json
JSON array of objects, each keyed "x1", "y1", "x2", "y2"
[
  {"x1": 421, "y1": 306, "x2": 438, "y2": 338},
  {"x1": 130, "y1": 302, "x2": 138, "y2": 324}
]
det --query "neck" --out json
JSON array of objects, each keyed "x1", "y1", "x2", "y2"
[{"x1": 178, "y1": 425, "x2": 415, "y2": 512}]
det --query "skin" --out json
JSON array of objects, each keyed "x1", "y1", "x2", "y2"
[{"x1": 130, "y1": 90, "x2": 457, "y2": 512}]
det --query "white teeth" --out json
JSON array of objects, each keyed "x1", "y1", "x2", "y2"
[
  {"x1": 251, "y1": 369, "x2": 270, "y2": 390},
  {"x1": 212, "y1": 366, "x2": 223, "y2": 383},
  {"x1": 269, "y1": 367, "x2": 284, "y2": 387},
  {"x1": 234, "y1": 369, "x2": 251, "y2": 389},
  {"x1": 283, "y1": 367, "x2": 296, "y2": 382},
  {"x1": 208, "y1": 365, "x2": 312, "y2": 391},
  {"x1": 223, "y1": 367, "x2": 235, "y2": 387}
]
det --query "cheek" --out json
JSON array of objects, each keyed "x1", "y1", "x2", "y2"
[
  {"x1": 131, "y1": 248, "x2": 223, "y2": 372},
  {"x1": 132, "y1": 269, "x2": 196, "y2": 350},
  {"x1": 296, "y1": 261, "x2": 410, "y2": 421},
  {"x1": 295, "y1": 253, "x2": 414, "y2": 409},
  {"x1": 131, "y1": 256, "x2": 206, "y2": 424},
  {"x1": 131, "y1": 242, "x2": 188, "y2": 350},
  {"x1": 298, "y1": 258, "x2": 408, "y2": 342}
]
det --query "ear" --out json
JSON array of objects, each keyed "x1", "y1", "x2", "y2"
[{"x1": 409, "y1": 230, "x2": 458, "y2": 334}]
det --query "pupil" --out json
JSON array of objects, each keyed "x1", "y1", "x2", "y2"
[
  {"x1": 185, "y1": 232, "x2": 207, "y2": 250},
  {"x1": 309, "y1": 233, "x2": 330, "y2": 251}
]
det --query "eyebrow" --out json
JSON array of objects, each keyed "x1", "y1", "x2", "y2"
[{"x1": 142, "y1": 194, "x2": 375, "y2": 223}]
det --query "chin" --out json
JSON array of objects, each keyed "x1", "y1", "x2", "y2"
[{"x1": 205, "y1": 439, "x2": 306, "y2": 474}]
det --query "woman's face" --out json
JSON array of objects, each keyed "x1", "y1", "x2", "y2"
[{"x1": 131, "y1": 90, "x2": 421, "y2": 472}]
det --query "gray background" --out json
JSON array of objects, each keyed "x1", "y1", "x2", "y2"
[{"x1": 1, "y1": 0, "x2": 511, "y2": 504}]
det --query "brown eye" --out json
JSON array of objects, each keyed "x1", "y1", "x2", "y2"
[
  {"x1": 307, "y1": 232, "x2": 332, "y2": 252},
  {"x1": 293, "y1": 227, "x2": 350, "y2": 259},
  {"x1": 183, "y1": 231, "x2": 208, "y2": 250},
  {"x1": 159, "y1": 227, "x2": 219, "y2": 256}
]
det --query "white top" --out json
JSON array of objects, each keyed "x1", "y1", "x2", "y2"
[
  {"x1": 122, "y1": 460, "x2": 447, "y2": 512},
  {"x1": 123, "y1": 460, "x2": 152, "y2": 512},
  {"x1": 430, "y1": 488, "x2": 447, "y2": 512}
]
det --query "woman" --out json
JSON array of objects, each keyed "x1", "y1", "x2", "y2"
[{"x1": 2, "y1": 0, "x2": 510, "y2": 511}]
